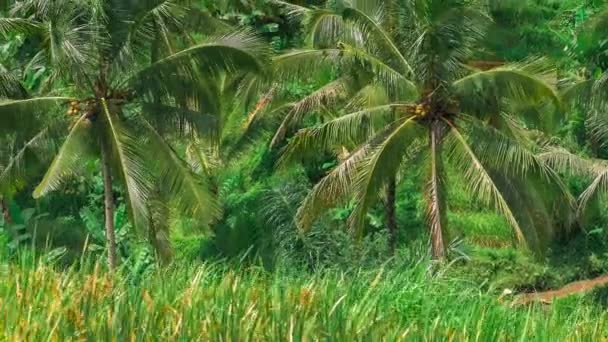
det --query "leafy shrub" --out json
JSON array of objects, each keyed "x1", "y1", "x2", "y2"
[
  {"x1": 589, "y1": 284, "x2": 608, "y2": 308},
  {"x1": 452, "y1": 248, "x2": 562, "y2": 293}
]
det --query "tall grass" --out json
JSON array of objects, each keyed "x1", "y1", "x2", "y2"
[{"x1": 1, "y1": 257, "x2": 607, "y2": 341}]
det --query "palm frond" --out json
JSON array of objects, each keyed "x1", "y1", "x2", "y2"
[
  {"x1": 561, "y1": 78, "x2": 594, "y2": 111},
  {"x1": 271, "y1": 0, "x2": 311, "y2": 20},
  {"x1": 293, "y1": 139, "x2": 370, "y2": 233},
  {"x1": 538, "y1": 147, "x2": 607, "y2": 178},
  {"x1": 539, "y1": 147, "x2": 608, "y2": 220},
  {"x1": 454, "y1": 59, "x2": 562, "y2": 131},
  {"x1": 10, "y1": 0, "x2": 54, "y2": 17},
  {"x1": 270, "y1": 76, "x2": 357, "y2": 148},
  {"x1": 591, "y1": 73, "x2": 608, "y2": 110},
  {"x1": 0, "y1": 97, "x2": 72, "y2": 134},
  {"x1": 347, "y1": 116, "x2": 421, "y2": 236},
  {"x1": 35, "y1": 4, "x2": 98, "y2": 87},
  {"x1": 130, "y1": 30, "x2": 268, "y2": 99},
  {"x1": 274, "y1": 1, "x2": 348, "y2": 48},
  {"x1": 260, "y1": 180, "x2": 309, "y2": 236},
  {"x1": 141, "y1": 119, "x2": 221, "y2": 226},
  {"x1": 108, "y1": 0, "x2": 187, "y2": 72},
  {"x1": 0, "y1": 129, "x2": 53, "y2": 195},
  {"x1": 141, "y1": 101, "x2": 219, "y2": 138},
  {"x1": 406, "y1": 1, "x2": 491, "y2": 85},
  {"x1": 456, "y1": 119, "x2": 577, "y2": 246},
  {"x1": 579, "y1": 171, "x2": 608, "y2": 218},
  {"x1": 446, "y1": 120, "x2": 526, "y2": 246},
  {"x1": 0, "y1": 68, "x2": 28, "y2": 99},
  {"x1": 294, "y1": 116, "x2": 420, "y2": 234},
  {"x1": 146, "y1": 190, "x2": 173, "y2": 264},
  {"x1": 33, "y1": 114, "x2": 93, "y2": 198},
  {"x1": 342, "y1": 7, "x2": 413, "y2": 76},
  {"x1": 186, "y1": 140, "x2": 219, "y2": 178},
  {"x1": 0, "y1": 17, "x2": 39, "y2": 36},
  {"x1": 339, "y1": 43, "x2": 418, "y2": 100},
  {"x1": 453, "y1": 120, "x2": 577, "y2": 251},
  {"x1": 280, "y1": 103, "x2": 410, "y2": 163},
  {"x1": 308, "y1": 10, "x2": 346, "y2": 48},
  {"x1": 99, "y1": 98, "x2": 151, "y2": 229},
  {"x1": 345, "y1": 83, "x2": 391, "y2": 110},
  {"x1": 458, "y1": 115, "x2": 544, "y2": 178},
  {"x1": 272, "y1": 48, "x2": 342, "y2": 81},
  {"x1": 242, "y1": 86, "x2": 277, "y2": 132}
]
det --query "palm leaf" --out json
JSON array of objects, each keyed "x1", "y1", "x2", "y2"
[
  {"x1": 272, "y1": 48, "x2": 342, "y2": 81},
  {"x1": 0, "y1": 129, "x2": 52, "y2": 195},
  {"x1": 539, "y1": 147, "x2": 608, "y2": 219},
  {"x1": 459, "y1": 115, "x2": 545, "y2": 178},
  {"x1": 33, "y1": 114, "x2": 93, "y2": 198},
  {"x1": 0, "y1": 97, "x2": 72, "y2": 134},
  {"x1": 562, "y1": 78, "x2": 594, "y2": 111},
  {"x1": 538, "y1": 147, "x2": 607, "y2": 179},
  {"x1": 579, "y1": 171, "x2": 608, "y2": 218},
  {"x1": 339, "y1": 43, "x2": 418, "y2": 100},
  {"x1": 307, "y1": 10, "x2": 346, "y2": 48},
  {"x1": 347, "y1": 116, "x2": 421, "y2": 236},
  {"x1": 33, "y1": 4, "x2": 98, "y2": 87},
  {"x1": 342, "y1": 7, "x2": 413, "y2": 76},
  {"x1": 141, "y1": 101, "x2": 219, "y2": 138},
  {"x1": 294, "y1": 140, "x2": 371, "y2": 233},
  {"x1": 108, "y1": 0, "x2": 187, "y2": 71},
  {"x1": 130, "y1": 30, "x2": 268, "y2": 100},
  {"x1": 280, "y1": 103, "x2": 411, "y2": 163},
  {"x1": 458, "y1": 119, "x2": 577, "y2": 247},
  {"x1": 0, "y1": 68, "x2": 28, "y2": 99},
  {"x1": 446, "y1": 120, "x2": 526, "y2": 246},
  {"x1": 294, "y1": 116, "x2": 420, "y2": 234},
  {"x1": 186, "y1": 140, "x2": 218, "y2": 178},
  {"x1": 141, "y1": 119, "x2": 221, "y2": 226},
  {"x1": 0, "y1": 17, "x2": 39, "y2": 36},
  {"x1": 453, "y1": 59, "x2": 562, "y2": 131},
  {"x1": 99, "y1": 98, "x2": 151, "y2": 229},
  {"x1": 146, "y1": 190, "x2": 173, "y2": 263},
  {"x1": 270, "y1": 76, "x2": 358, "y2": 148}
]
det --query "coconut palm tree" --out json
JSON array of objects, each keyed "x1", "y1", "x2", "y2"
[
  {"x1": 272, "y1": 0, "x2": 574, "y2": 259},
  {"x1": 0, "y1": 0, "x2": 268, "y2": 269}
]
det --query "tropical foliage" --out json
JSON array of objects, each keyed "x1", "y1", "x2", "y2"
[
  {"x1": 272, "y1": 0, "x2": 574, "y2": 258},
  {"x1": 1, "y1": 0, "x2": 269, "y2": 269},
  {"x1": 4, "y1": 0, "x2": 608, "y2": 339}
]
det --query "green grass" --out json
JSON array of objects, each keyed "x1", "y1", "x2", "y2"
[{"x1": 2, "y1": 259, "x2": 608, "y2": 341}]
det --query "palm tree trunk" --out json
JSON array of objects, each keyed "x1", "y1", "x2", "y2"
[
  {"x1": 427, "y1": 122, "x2": 447, "y2": 260},
  {"x1": 0, "y1": 197, "x2": 13, "y2": 225},
  {"x1": 100, "y1": 140, "x2": 118, "y2": 271},
  {"x1": 385, "y1": 177, "x2": 397, "y2": 255}
]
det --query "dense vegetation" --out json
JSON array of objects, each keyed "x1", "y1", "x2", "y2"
[{"x1": 3, "y1": 0, "x2": 608, "y2": 339}]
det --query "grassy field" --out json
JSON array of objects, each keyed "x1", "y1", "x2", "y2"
[{"x1": 2, "y1": 258, "x2": 608, "y2": 341}]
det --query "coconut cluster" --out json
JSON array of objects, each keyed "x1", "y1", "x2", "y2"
[{"x1": 66, "y1": 101, "x2": 81, "y2": 116}]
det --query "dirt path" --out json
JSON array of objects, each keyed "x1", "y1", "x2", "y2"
[{"x1": 513, "y1": 274, "x2": 608, "y2": 305}]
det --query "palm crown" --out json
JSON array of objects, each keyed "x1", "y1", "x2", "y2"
[{"x1": 273, "y1": 0, "x2": 575, "y2": 259}]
